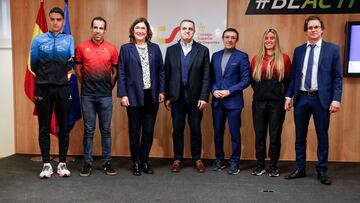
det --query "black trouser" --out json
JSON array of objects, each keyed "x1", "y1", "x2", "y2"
[
  {"x1": 35, "y1": 85, "x2": 72, "y2": 163},
  {"x1": 171, "y1": 89, "x2": 203, "y2": 161},
  {"x1": 252, "y1": 100, "x2": 285, "y2": 166},
  {"x1": 126, "y1": 90, "x2": 159, "y2": 163}
]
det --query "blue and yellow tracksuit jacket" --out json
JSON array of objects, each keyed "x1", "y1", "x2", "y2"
[{"x1": 30, "y1": 31, "x2": 74, "y2": 86}]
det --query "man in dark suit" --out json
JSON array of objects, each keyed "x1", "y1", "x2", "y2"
[
  {"x1": 210, "y1": 28, "x2": 250, "y2": 175},
  {"x1": 284, "y1": 16, "x2": 342, "y2": 185},
  {"x1": 164, "y1": 19, "x2": 211, "y2": 173}
]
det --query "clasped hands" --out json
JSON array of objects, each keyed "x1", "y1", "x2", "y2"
[{"x1": 213, "y1": 90, "x2": 230, "y2": 99}]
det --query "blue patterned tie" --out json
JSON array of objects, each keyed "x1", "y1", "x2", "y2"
[{"x1": 305, "y1": 44, "x2": 316, "y2": 90}]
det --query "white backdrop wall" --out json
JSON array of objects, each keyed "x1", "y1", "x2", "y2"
[
  {"x1": 0, "y1": 0, "x2": 14, "y2": 157},
  {"x1": 0, "y1": 48, "x2": 14, "y2": 158},
  {"x1": 148, "y1": 0, "x2": 227, "y2": 58}
]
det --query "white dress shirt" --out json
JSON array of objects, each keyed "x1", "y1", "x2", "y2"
[
  {"x1": 300, "y1": 39, "x2": 322, "y2": 91},
  {"x1": 180, "y1": 39, "x2": 193, "y2": 56}
]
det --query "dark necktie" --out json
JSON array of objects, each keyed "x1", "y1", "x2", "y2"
[{"x1": 305, "y1": 44, "x2": 316, "y2": 90}]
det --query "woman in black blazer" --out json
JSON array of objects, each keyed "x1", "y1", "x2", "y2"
[{"x1": 117, "y1": 17, "x2": 165, "y2": 176}]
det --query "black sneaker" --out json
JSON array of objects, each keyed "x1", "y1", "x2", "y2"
[
  {"x1": 227, "y1": 163, "x2": 240, "y2": 175},
  {"x1": 269, "y1": 167, "x2": 280, "y2": 177},
  {"x1": 252, "y1": 166, "x2": 266, "y2": 176},
  {"x1": 80, "y1": 162, "x2": 92, "y2": 177},
  {"x1": 103, "y1": 161, "x2": 117, "y2": 176},
  {"x1": 212, "y1": 160, "x2": 226, "y2": 172}
]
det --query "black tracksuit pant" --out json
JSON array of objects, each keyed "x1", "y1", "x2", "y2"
[
  {"x1": 34, "y1": 84, "x2": 72, "y2": 163},
  {"x1": 252, "y1": 100, "x2": 285, "y2": 166}
]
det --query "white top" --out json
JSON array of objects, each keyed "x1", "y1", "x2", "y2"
[
  {"x1": 180, "y1": 39, "x2": 193, "y2": 56},
  {"x1": 136, "y1": 44, "x2": 151, "y2": 89}
]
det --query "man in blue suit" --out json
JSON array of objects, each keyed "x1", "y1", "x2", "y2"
[
  {"x1": 284, "y1": 16, "x2": 342, "y2": 185},
  {"x1": 210, "y1": 28, "x2": 250, "y2": 175}
]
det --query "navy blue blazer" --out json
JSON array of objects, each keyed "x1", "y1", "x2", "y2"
[
  {"x1": 210, "y1": 48, "x2": 250, "y2": 109},
  {"x1": 285, "y1": 40, "x2": 342, "y2": 109},
  {"x1": 117, "y1": 42, "x2": 165, "y2": 107}
]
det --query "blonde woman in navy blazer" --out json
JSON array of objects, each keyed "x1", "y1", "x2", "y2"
[{"x1": 117, "y1": 17, "x2": 165, "y2": 176}]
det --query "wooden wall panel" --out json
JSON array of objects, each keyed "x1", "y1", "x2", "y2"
[
  {"x1": 228, "y1": 0, "x2": 360, "y2": 162},
  {"x1": 11, "y1": 0, "x2": 148, "y2": 158},
  {"x1": 12, "y1": 0, "x2": 360, "y2": 162}
]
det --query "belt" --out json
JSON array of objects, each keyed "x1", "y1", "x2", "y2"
[{"x1": 299, "y1": 90, "x2": 318, "y2": 96}]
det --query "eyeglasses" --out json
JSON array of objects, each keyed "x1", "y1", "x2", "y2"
[{"x1": 307, "y1": 25, "x2": 321, "y2": 30}]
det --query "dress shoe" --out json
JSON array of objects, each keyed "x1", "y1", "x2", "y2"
[
  {"x1": 194, "y1": 160, "x2": 205, "y2": 173},
  {"x1": 171, "y1": 160, "x2": 181, "y2": 173},
  {"x1": 285, "y1": 169, "x2": 306, "y2": 179},
  {"x1": 141, "y1": 162, "x2": 154, "y2": 174},
  {"x1": 132, "y1": 162, "x2": 141, "y2": 176},
  {"x1": 317, "y1": 173, "x2": 332, "y2": 185}
]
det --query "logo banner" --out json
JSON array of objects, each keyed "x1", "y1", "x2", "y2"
[
  {"x1": 148, "y1": 0, "x2": 227, "y2": 58},
  {"x1": 246, "y1": 0, "x2": 360, "y2": 15}
]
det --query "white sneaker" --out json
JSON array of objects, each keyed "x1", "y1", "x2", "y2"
[
  {"x1": 39, "y1": 163, "x2": 53, "y2": 179},
  {"x1": 57, "y1": 162, "x2": 71, "y2": 177}
]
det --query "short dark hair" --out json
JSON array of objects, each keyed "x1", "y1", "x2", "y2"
[
  {"x1": 304, "y1": 16, "x2": 325, "y2": 32},
  {"x1": 49, "y1": 7, "x2": 64, "y2": 18},
  {"x1": 129, "y1": 17, "x2": 153, "y2": 43},
  {"x1": 91, "y1": 16, "x2": 107, "y2": 30},
  {"x1": 179, "y1": 19, "x2": 196, "y2": 30},
  {"x1": 222, "y1": 28, "x2": 239, "y2": 41}
]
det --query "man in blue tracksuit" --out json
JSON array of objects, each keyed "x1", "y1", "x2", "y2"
[{"x1": 30, "y1": 7, "x2": 74, "y2": 179}]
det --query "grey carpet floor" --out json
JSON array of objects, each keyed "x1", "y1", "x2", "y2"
[{"x1": 0, "y1": 155, "x2": 359, "y2": 203}]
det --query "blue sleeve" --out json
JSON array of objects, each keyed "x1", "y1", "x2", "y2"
[
  {"x1": 69, "y1": 35, "x2": 75, "y2": 58},
  {"x1": 30, "y1": 37, "x2": 39, "y2": 73},
  {"x1": 228, "y1": 53, "x2": 250, "y2": 94},
  {"x1": 117, "y1": 45, "x2": 128, "y2": 97},
  {"x1": 157, "y1": 45, "x2": 165, "y2": 93},
  {"x1": 332, "y1": 45, "x2": 342, "y2": 102},
  {"x1": 285, "y1": 48, "x2": 298, "y2": 98},
  {"x1": 210, "y1": 53, "x2": 219, "y2": 92}
]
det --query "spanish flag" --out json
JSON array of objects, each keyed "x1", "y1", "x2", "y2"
[{"x1": 24, "y1": 0, "x2": 58, "y2": 136}]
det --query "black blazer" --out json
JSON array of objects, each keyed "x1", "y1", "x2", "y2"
[{"x1": 164, "y1": 40, "x2": 211, "y2": 103}]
